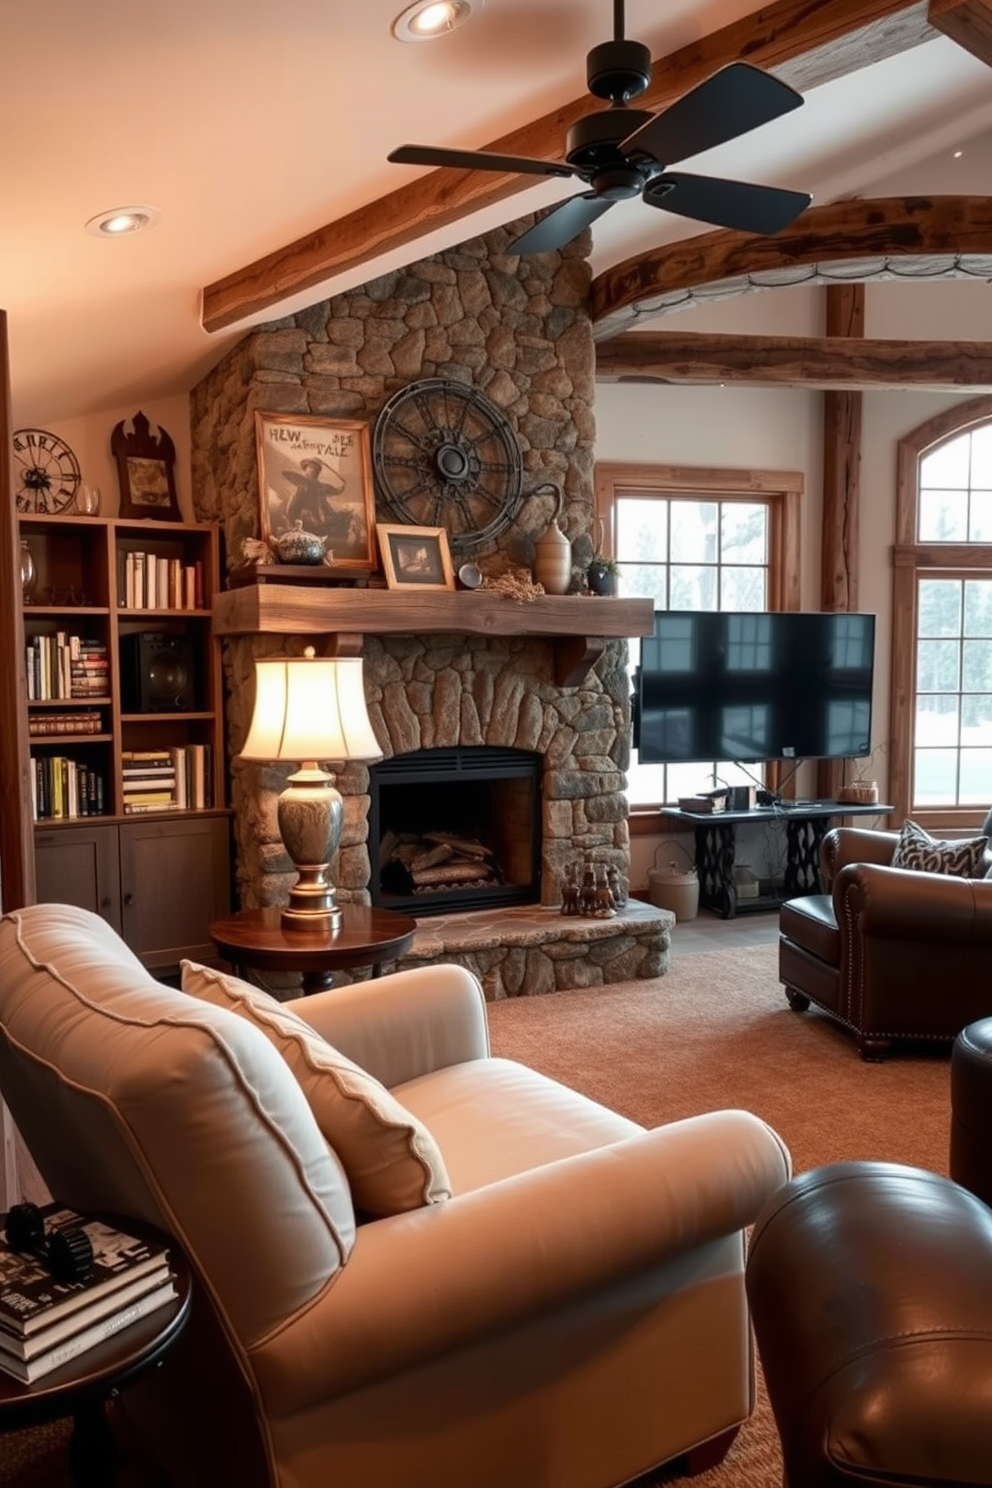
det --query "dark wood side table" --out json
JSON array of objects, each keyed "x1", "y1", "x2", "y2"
[
  {"x1": 208, "y1": 904, "x2": 418, "y2": 994},
  {"x1": 0, "y1": 1245, "x2": 190, "y2": 1488}
]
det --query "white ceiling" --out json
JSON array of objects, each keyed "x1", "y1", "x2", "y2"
[{"x1": 3, "y1": 0, "x2": 992, "y2": 429}]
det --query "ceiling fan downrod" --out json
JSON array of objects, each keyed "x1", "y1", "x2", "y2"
[{"x1": 588, "y1": 0, "x2": 651, "y2": 104}]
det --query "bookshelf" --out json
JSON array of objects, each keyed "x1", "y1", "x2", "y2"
[{"x1": 18, "y1": 514, "x2": 231, "y2": 970}]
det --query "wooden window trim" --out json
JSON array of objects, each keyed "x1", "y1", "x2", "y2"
[{"x1": 891, "y1": 399, "x2": 992, "y2": 832}]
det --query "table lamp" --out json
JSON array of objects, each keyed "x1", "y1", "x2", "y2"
[{"x1": 239, "y1": 648, "x2": 382, "y2": 931}]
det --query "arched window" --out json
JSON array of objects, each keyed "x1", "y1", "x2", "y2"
[{"x1": 891, "y1": 396, "x2": 992, "y2": 830}]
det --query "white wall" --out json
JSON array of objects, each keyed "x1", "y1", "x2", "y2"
[{"x1": 33, "y1": 395, "x2": 194, "y2": 522}]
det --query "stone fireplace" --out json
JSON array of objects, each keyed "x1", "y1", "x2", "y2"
[{"x1": 191, "y1": 218, "x2": 671, "y2": 990}]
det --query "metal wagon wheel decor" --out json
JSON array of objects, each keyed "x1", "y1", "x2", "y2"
[{"x1": 372, "y1": 379, "x2": 523, "y2": 555}]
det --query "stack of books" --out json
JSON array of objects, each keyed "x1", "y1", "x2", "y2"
[
  {"x1": 121, "y1": 750, "x2": 177, "y2": 813},
  {"x1": 0, "y1": 1204, "x2": 175, "y2": 1384}
]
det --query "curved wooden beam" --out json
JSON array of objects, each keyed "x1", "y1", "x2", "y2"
[
  {"x1": 590, "y1": 196, "x2": 992, "y2": 338},
  {"x1": 200, "y1": 0, "x2": 935, "y2": 333}
]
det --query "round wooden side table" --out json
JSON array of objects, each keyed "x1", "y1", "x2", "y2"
[
  {"x1": 0, "y1": 1245, "x2": 190, "y2": 1488},
  {"x1": 208, "y1": 903, "x2": 418, "y2": 994}
]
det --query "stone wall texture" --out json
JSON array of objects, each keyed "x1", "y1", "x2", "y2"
[{"x1": 190, "y1": 220, "x2": 636, "y2": 930}]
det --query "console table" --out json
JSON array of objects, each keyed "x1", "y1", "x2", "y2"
[{"x1": 660, "y1": 801, "x2": 893, "y2": 919}]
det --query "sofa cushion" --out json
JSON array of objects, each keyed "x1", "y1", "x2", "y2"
[
  {"x1": 892, "y1": 819, "x2": 988, "y2": 879},
  {"x1": 181, "y1": 961, "x2": 451, "y2": 1217}
]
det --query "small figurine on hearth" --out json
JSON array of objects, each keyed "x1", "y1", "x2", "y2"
[
  {"x1": 580, "y1": 860, "x2": 598, "y2": 917},
  {"x1": 607, "y1": 865, "x2": 627, "y2": 911},
  {"x1": 560, "y1": 862, "x2": 580, "y2": 917},
  {"x1": 594, "y1": 865, "x2": 616, "y2": 918}
]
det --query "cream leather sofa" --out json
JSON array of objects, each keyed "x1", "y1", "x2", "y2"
[{"x1": 0, "y1": 903, "x2": 790, "y2": 1488}]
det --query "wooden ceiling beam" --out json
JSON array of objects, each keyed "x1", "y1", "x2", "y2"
[
  {"x1": 590, "y1": 195, "x2": 992, "y2": 335},
  {"x1": 928, "y1": 0, "x2": 992, "y2": 64},
  {"x1": 201, "y1": 0, "x2": 935, "y2": 334},
  {"x1": 594, "y1": 327, "x2": 992, "y2": 390}
]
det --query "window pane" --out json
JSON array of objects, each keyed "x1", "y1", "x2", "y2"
[
  {"x1": 670, "y1": 502, "x2": 717, "y2": 563},
  {"x1": 919, "y1": 489, "x2": 968, "y2": 541},
  {"x1": 969, "y1": 491, "x2": 992, "y2": 542},
  {"x1": 720, "y1": 504, "x2": 767, "y2": 564},
  {"x1": 915, "y1": 693, "x2": 959, "y2": 745},
  {"x1": 962, "y1": 693, "x2": 992, "y2": 742},
  {"x1": 964, "y1": 580, "x2": 992, "y2": 635},
  {"x1": 913, "y1": 748, "x2": 959, "y2": 803},
  {"x1": 670, "y1": 565, "x2": 717, "y2": 609},
  {"x1": 921, "y1": 436, "x2": 970, "y2": 489},
  {"x1": 616, "y1": 498, "x2": 667, "y2": 562},
  {"x1": 916, "y1": 638, "x2": 960, "y2": 692},
  {"x1": 960, "y1": 749, "x2": 992, "y2": 801},
  {"x1": 620, "y1": 563, "x2": 666, "y2": 605},
  {"x1": 918, "y1": 579, "x2": 962, "y2": 637},
  {"x1": 970, "y1": 425, "x2": 992, "y2": 485},
  {"x1": 963, "y1": 639, "x2": 992, "y2": 692},
  {"x1": 721, "y1": 565, "x2": 767, "y2": 610}
]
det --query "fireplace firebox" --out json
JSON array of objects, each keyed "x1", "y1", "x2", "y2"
[{"x1": 368, "y1": 747, "x2": 541, "y2": 916}]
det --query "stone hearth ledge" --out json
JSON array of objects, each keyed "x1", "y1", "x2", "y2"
[{"x1": 392, "y1": 900, "x2": 675, "y2": 1000}]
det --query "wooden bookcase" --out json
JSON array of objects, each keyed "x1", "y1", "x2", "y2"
[{"x1": 17, "y1": 514, "x2": 231, "y2": 970}]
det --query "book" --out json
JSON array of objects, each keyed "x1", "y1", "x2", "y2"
[
  {"x1": 0, "y1": 1265, "x2": 173, "y2": 1359},
  {"x1": 0, "y1": 1278, "x2": 177, "y2": 1383},
  {"x1": 0, "y1": 1204, "x2": 170, "y2": 1338}
]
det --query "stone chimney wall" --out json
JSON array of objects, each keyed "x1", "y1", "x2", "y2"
[{"x1": 189, "y1": 221, "x2": 632, "y2": 912}]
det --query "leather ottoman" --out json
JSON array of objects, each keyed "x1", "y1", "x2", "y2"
[
  {"x1": 745, "y1": 1162, "x2": 992, "y2": 1487},
  {"x1": 951, "y1": 1017, "x2": 992, "y2": 1208}
]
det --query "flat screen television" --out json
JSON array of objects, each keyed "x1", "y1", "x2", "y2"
[{"x1": 635, "y1": 610, "x2": 876, "y2": 764}]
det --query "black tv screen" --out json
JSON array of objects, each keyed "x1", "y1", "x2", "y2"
[{"x1": 636, "y1": 610, "x2": 875, "y2": 764}]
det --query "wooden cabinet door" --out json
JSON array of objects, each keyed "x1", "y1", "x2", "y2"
[
  {"x1": 119, "y1": 814, "x2": 231, "y2": 972},
  {"x1": 34, "y1": 823, "x2": 122, "y2": 930}
]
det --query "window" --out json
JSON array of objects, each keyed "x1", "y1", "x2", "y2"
[
  {"x1": 594, "y1": 464, "x2": 801, "y2": 810},
  {"x1": 891, "y1": 398, "x2": 992, "y2": 829}
]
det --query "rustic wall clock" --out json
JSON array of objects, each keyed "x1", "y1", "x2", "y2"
[
  {"x1": 372, "y1": 378, "x2": 523, "y2": 554},
  {"x1": 12, "y1": 428, "x2": 82, "y2": 513}
]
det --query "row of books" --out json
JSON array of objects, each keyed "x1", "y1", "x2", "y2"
[
  {"x1": 31, "y1": 757, "x2": 106, "y2": 820},
  {"x1": 28, "y1": 709, "x2": 104, "y2": 737},
  {"x1": 119, "y1": 551, "x2": 204, "y2": 612},
  {"x1": 25, "y1": 634, "x2": 109, "y2": 703},
  {"x1": 122, "y1": 745, "x2": 213, "y2": 812},
  {"x1": 0, "y1": 1203, "x2": 175, "y2": 1384}
]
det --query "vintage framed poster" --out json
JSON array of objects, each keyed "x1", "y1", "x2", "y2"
[{"x1": 255, "y1": 412, "x2": 377, "y2": 573}]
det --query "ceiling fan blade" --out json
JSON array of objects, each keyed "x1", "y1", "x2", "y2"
[
  {"x1": 620, "y1": 61, "x2": 804, "y2": 167},
  {"x1": 508, "y1": 194, "x2": 616, "y2": 255},
  {"x1": 388, "y1": 144, "x2": 575, "y2": 180},
  {"x1": 644, "y1": 172, "x2": 811, "y2": 235}
]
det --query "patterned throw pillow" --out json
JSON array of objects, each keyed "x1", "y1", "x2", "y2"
[
  {"x1": 180, "y1": 961, "x2": 451, "y2": 1218},
  {"x1": 892, "y1": 819, "x2": 988, "y2": 878}
]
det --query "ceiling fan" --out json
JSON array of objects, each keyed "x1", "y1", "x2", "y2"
[{"x1": 388, "y1": 0, "x2": 812, "y2": 255}]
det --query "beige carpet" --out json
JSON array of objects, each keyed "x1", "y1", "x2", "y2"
[{"x1": 5, "y1": 942, "x2": 953, "y2": 1487}]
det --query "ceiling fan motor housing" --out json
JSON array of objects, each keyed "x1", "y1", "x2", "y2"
[
  {"x1": 586, "y1": 39, "x2": 651, "y2": 103},
  {"x1": 566, "y1": 107, "x2": 656, "y2": 173}
]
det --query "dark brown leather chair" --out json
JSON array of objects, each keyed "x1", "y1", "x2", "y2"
[
  {"x1": 746, "y1": 1162, "x2": 992, "y2": 1488},
  {"x1": 951, "y1": 1017, "x2": 992, "y2": 1207},
  {"x1": 779, "y1": 823, "x2": 992, "y2": 1059}
]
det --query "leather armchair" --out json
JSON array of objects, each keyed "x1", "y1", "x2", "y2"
[
  {"x1": 0, "y1": 903, "x2": 791, "y2": 1488},
  {"x1": 779, "y1": 824, "x2": 992, "y2": 1059}
]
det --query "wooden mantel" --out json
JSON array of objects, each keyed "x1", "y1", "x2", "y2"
[{"x1": 211, "y1": 584, "x2": 654, "y2": 688}]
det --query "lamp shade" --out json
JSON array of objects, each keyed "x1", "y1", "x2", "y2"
[{"x1": 240, "y1": 654, "x2": 382, "y2": 764}]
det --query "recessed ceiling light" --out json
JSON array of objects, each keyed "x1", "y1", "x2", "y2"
[
  {"x1": 392, "y1": 0, "x2": 483, "y2": 43},
  {"x1": 953, "y1": 149, "x2": 964, "y2": 159},
  {"x1": 85, "y1": 205, "x2": 162, "y2": 238}
]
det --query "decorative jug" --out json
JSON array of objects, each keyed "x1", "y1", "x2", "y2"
[
  {"x1": 274, "y1": 521, "x2": 326, "y2": 565},
  {"x1": 531, "y1": 481, "x2": 572, "y2": 595}
]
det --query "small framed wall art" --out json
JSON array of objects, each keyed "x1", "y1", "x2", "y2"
[
  {"x1": 376, "y1": 524, "x2": 455, "y2": 591},
  {"x1": 111, "y1": 412, "x2": 181, "y2": 520},
  {"x1": 255, "y1": 412, "x2": 377, "y2": 573}
]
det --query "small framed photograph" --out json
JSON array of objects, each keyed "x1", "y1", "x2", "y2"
[
  {"x1": 254, "y1": 412, "x2": 377, "y2": 572},
  {"x1": 376, "y1": 524, "x2": 455, "y2": 591}
]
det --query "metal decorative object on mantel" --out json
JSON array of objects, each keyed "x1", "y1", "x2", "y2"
[{"x1": 372, "y1": 378, "x2": 523, "y2": 554}]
